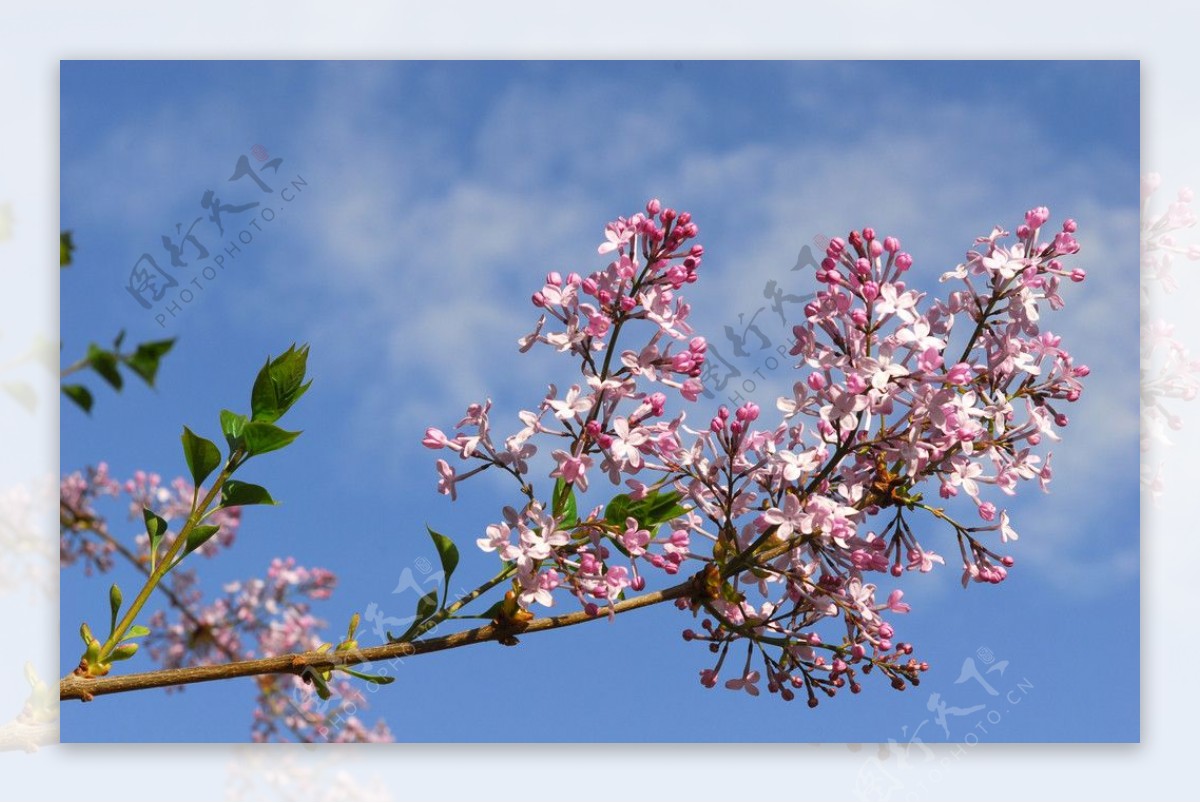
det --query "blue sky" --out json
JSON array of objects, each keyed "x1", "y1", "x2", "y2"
[{"x1": 60, "y1": 61, "x2": 1140, "y2": 743}]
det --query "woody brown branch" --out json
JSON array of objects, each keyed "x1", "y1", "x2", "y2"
[{"x1": 61, "y1": 579, "x2": 694, "y2": 701}]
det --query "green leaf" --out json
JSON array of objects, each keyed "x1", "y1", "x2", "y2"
[
  {"x1": 416, "y1": 588, "x2": 438, "y2": 622},
  {"x1": 390, "y1": 589, "x2": 440, "y2": 643},
  {"x1": 181, "y1": 426, "x2": 222, "y2": 488},
  {"x1": 220, "y1": 409, "x2": 249, "y2": 450},
  {"x1": 108, "y1": 584, "x2": 122, "y2": 637},
  {"x1": 109, "y1": 643, "x2": 139, "y2": 662},
  {"x1": 637, "y1": 490, "x2": 689, "y2": 525},
  {"x1": 220, "y1": 480, "x2": 277, "y2": 508},
  {"x1": 86, "y1": 344, "x2": 123, "y2": 391},
  {"x1": 308, "y1": 669, "x2": 332, "y2": 701},
  {"x1": 553, "y1": 477, "x2": 579, "y2": 527},
  {"x1": 122, "y1": 338, "x2": 175, "y2": 387},
  {"x1": 604, "y1": 493, "x2": 633, "y2": 526},
  {"x1": 242, "y1": 421, "x2": 302, "y2": 456},
  {"x1": 427, "y1": 526, "x2": 459, "y2": 606},
  {"x1": 177, "y1": 524, "x2": 221, "y2": 563},
  {"x1": 62, "y1": 383, "x2": 94, "y2": 414},
  {"x1": 340, "y1": 667, "x2": 396, "y2": 685},
  {"x1": 125, "y1": 625, "x2": 151, "y2": 640},
  {"x1": 250, "y1": 344, "x2": 312, "y2": 423},
  {"x1": 142, "y1": 507, "x2": 169, "y2": 571},
  {"x1": 60, "y1": 231, "x2": 75, "y2": 268}
]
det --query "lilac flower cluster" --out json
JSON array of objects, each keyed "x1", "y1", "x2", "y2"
[{"x1": 427, "y1": 201, "x2": 1088, "y2": 704}]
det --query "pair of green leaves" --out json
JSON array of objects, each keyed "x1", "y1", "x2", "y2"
[
  {"x1": 63, "y1": 334, "x2": 176, "y2": 414},
  {"x1": 216, "y1": 345, "x2": 309, "y2": 458},
  {"x1": 603, "y1": 489, "x2": 689, "y2": 558},
  {"x1": 389, "y1": 527, "x2": 461, "y2": 643},
  {"x1": 604, "y1": 488, "x2": 689, "y2": 530}
]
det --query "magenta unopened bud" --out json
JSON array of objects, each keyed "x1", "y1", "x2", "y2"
[
  {"x1": 683, "y1": 223, "x2": 698, "y2": 238},
  {"x1": 1001, "y1": 556, "x2": 1015, "y2": 567},
  {"x1": 1053, "y1": 232, "x2": 1080, "y2": 254},
  {"x1": 848, "y1": 230, "x2": 863, "y2": 247},
  {"x1": 581, "y1": 277, "x2": 598, "y2": 295},
  {"x1": 1055, "y1": 413, "x2": 1069, "y2": 427},
  {"x1": 1066, "y1": 389, "x2": 1080, "y2": 402},
  {"x1": 718, "y1": 405, "x2": 730, "y2": 419},
  {"x1": 566, "y1": 272, "x2": 582, "y2": 286},
  {"x1": 1025, "y1": 206, "x2": 1050, "y2": 228},
  {"x1": 690, "y1": 244, "x2": 704, "y2": 257},
  {"x1": 828, "y1": 237, "x2": 845, "y2": 253},
  {"x1": 861, "y1": 281, "x2": 879, "y2": 301},
  {"x1": 1062, "y1": 218, "x2": 1077, "y2": 233},
  {"x1": 619, "y1": 295, "x2": 636, "y2": 312},
  {"x1": 895, "y1": 253, "x2": 913, "y2": 271},
  {"x1": 862, "y1": 227, "x2": 875, "y2": 241},
  {"x1": 1016, "y1": 224, "x2": 1031, "y2": 239},
  {"x1": 807, "y1": 373, "x2": 826, "y2": 391},
  {"x1": 1070, "y1": 269, "x2": 1086, "y2": 282},
  {"x1": 597, "y1": 289, "x2": 613, "y2": 305},
  {"x1": 677, "y1": 211, "x2": 691, "y2": 225},
  {"x1": 1028, "y1": 433, "x2": 1041, "y2": 445},
  {"x1": 597, "y1": 433, "x2": 613, "y2": 449},
  {"x1": 710, "y1": 417, "x2": 724, "y2": 433},
  {"x1": 662, "y1": 207, "x2": 676, "y2": 222},
  {"x1": 869, "y1": 240, "x2": 883, "y2": 258},
  {"x1": 646, "y1": 198, "x2": 662, "y2": 216},
  {"x1": 531, "y1": 291, "x2": 546, "y2": 307},
  {"x1": 631, "y1": 575, "x2": 646, "y2": 591},
  {"x1": 883, "y1": 236, "x2": 900, "y2": 253},
  {"x1": 546, "y1": 271, "x2": 562, "y2": 286}
]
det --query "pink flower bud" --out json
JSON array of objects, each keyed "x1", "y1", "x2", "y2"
[
  {"x1": 1062, "y1": 218, "x2": 1077, "y2": 233},
  {"x1": 646, "y1": 198, "x2": 662, "y2": 216},
  {"x1": 1025, "y1": 206, "x2": 1051, "y2": 229},
  {"x1": 895, "y1": 253, "x2": 913, "y2": 271},
  {"x1": 883, "y1": 236, "x2": 901, "y2": 253}
]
